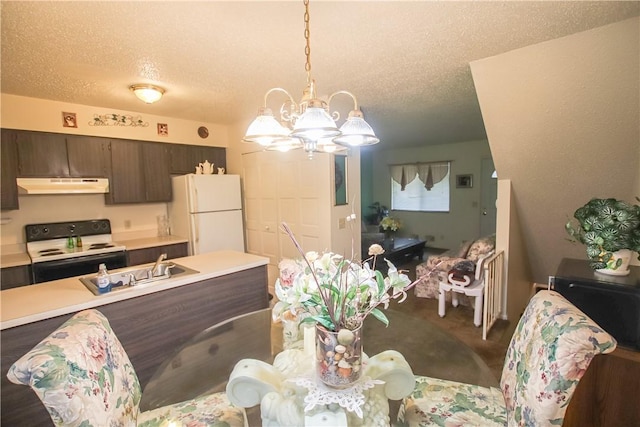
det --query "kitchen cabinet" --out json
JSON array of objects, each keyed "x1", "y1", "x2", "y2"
[
  {"x1": 7, "y1": 129, "x2": 110, "y2": 180},
  {"x1": 105, "y1": 140, "x2": 172, "y2": 204},
  {"x1": 105, "y1": 139, "x2": 144, "y2": 204},
  {"x1": 1, "y1": 130, "x2": 19, "y2": 210},
  {"x1": 169, "y1": 143, "x2": 226, "y2": 175},
  {"x1": 14, "y1": 130, "x2": 69, "y2": 177},
  {"x1": 141, "y1": 142, "x2": 172, "y2": 202},
  {"x1": 127, "y1": 242, "x2": 188, "y2": 266},
  {"x1": 66, "y1": 135, "x2": 111, "y2": 177},
  {"x1": 0, "y1": 265, "x2": 32, "y2": 290}
]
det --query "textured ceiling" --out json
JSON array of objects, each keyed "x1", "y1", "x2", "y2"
[{"x1": 2, "y1": 1, "x2": 639, "y2": 149}]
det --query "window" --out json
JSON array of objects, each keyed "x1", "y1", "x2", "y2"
[{"x1": 390, "y1": 162, "x2": 450, "y2": 212}]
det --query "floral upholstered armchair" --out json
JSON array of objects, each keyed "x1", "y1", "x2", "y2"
[
  {"x1": 414, "y1": 234, "x2": 495, "y2": 299},
  {"x1": 7, "y1": 309, "x2": 245, "y2": 427},
  {"x1": 397, "y1": 290, "x2": 617, "y2": 427}
]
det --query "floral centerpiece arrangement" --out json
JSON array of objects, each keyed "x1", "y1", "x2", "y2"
[
  {"x1": 379, "y1": 216, "x2": 402, "y2": 232},
  {"x1": 273, "y1": 222, "x2": 438, "y2": 387}
]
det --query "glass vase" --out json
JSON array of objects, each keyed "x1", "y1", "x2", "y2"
[
  {"x1": 281, "y1": 311, "x2": 308, "y2": 350},
  {"x1": 315, "y1": 323, "x2": 363, "y2": 388}
]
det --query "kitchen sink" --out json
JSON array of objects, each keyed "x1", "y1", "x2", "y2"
[{"x1": 80, "y1": 263, "x2": 200, "y2": 295}]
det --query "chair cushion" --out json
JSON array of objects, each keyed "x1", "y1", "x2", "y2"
[
  {"x1": 466, "y1": 235, "x2": 495, "y2": 262},
  {"x1": 500, "y1": 290, "x2": 617, "y2": 426},
  {"x1": 398, "y1": 375, "x2": 507, "y2": 427},
  {"x1": 137, "y1": 392, "x2": 246, "y2": 427},
  {"x1": 6, "y1": 309, "x2": 141, "y2": 427}
]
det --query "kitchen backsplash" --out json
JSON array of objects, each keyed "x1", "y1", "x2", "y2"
[{"x1": 0, "y1": 194, "x2": 168, "y2": 246}]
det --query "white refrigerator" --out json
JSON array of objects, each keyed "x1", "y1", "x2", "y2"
[{"x1": 169, "y1": 174, "x2": 245, "y2": 255}]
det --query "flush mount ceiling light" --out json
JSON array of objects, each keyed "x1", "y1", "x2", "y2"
[
  {"x1": 243, "y1": 0, "x2": 379, "y2": 158},
  {"x1": 129, "y1": 84, "x2": 165, "y2": 104}
]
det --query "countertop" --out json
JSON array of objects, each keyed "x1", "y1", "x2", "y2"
[
  {"x1": 0, "y1": 235, "x2": 189, "y2": 269},
  {"x1": 0, "y1": 252, "x2": 31, "y2": 268},
  {"x1": 118, "y1": 235, "x2": 189, "y2": 251},
  {"x1": 0, "y1": 250, "x2": 269, "y2": 330}
]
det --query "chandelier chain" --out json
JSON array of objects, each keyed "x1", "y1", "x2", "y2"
[{"x1": 303, "y1": 0, "x2": 311, "y2": 83}]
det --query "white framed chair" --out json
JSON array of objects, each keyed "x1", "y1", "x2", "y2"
[
  {"x1": 7, "y1": 309, "x2": 246, "y2": 427},
  {"x1": 397, "y1": 290, "x2": 617, "y2": 427},
  {"x1": 438, "y1": 250, "x2": 494, "y2": 327}
]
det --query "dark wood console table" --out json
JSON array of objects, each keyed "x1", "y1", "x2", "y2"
[
  {"x1": 370, "y1": 237, "x2": 426, "y2": 270},
  {"x1": 554, "y1": 258, "x2": 640, "y2": 427}
]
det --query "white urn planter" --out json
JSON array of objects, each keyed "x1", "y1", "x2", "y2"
[{"x1": 595, "y1": 249, "x2": 634, "y2": 276}]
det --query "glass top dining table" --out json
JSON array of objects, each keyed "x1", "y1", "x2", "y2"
[{"x1": 140, "y1": 307, "x2": 498, "y2": 423}]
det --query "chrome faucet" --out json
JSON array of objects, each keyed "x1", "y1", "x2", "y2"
[{"x1": 152, "y1": 253, "x2": 168, "y2": 277}]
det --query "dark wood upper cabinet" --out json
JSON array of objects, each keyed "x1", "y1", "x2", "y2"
[
  {"x1": 15, "y1": 131, "x2": 69, "y2": 177},
  {"x1": 105, "y1": 140, "x2": 172, "y2": 204},
  {"x1": 105, "y1": 139, "x2": 145, "y2": 204},
  {"x1": 1, "y1": 128, "x2": 225, "y2": 207},
  {"x1": 66, "y1": 135, "x2": 110, "y2": 177},
  {"x1": 1, "y1": 129, "x2": 19, "y2": 210},
  {"x1": 141, "y1": 142, "x2": 172, "y2": 202},
  {"x1": 169, "y1": 144, "x2": 226, "y2": 175}
]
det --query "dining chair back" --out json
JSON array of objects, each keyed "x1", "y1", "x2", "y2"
[
  {"x1": 398, "y1": 290, "x2": 617, "y2": 426},
  {"x1": 7, "y1": 309, "x2": 141, "y2": 426},
  {"x1": 7, "y1": 309, "x2": 246, "y2": 427}
]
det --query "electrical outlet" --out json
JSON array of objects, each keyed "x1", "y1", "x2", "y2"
[{"x1": 338, "y1": 218, "x2": 346, "y2": 229}]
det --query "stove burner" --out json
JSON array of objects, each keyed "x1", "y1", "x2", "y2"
[
  {"x1": 89, "y1": 243, "x2": 114, "y2": 250},
  {"x1": 40, "y1": 251, "x2": 64, "y2": 256}
]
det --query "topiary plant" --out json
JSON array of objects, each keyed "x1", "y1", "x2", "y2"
[{"x1": 565, "y1": 198, "x2": 640, "y2": 270}]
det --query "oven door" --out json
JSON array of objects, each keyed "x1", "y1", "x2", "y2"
[{"x1": 32, "y1": 251, "x2": 127, "y2": 284}]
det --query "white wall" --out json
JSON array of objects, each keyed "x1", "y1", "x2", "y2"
[
  {"x1": 471, "y1": 17, "x2": 640, "y2": 285},
  {"x1": 370, "y1": 139, "x2": 493, "y2": 250}
]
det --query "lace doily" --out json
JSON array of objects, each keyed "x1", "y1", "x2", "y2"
[{"x1": 288, "y1": 375, "x2": 384, "y2": 418}]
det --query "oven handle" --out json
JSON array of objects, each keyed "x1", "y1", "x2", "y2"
[{"x1": 32, "y1": 252, "x2": 126, "y2": 270}]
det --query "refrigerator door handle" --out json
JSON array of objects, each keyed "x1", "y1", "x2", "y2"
[
  {"x1": 194, "y1": 217, "x2": 199, "y2": 244},
  {"x1": 192, "y1": 185, "x2": 199, "y2": 213}
]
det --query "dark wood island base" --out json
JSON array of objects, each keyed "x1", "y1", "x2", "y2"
[{"x1": 1, "y1": 265, "x2": 269, "y2": 426}]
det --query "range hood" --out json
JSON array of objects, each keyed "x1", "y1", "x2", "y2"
[{"x1": 17, "y1": 178, "x2": 110, "y2": 194}]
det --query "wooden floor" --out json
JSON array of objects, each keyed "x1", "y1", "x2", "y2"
[{"x1": 394, "y1": 255, "x2": 516, "y2": 381}]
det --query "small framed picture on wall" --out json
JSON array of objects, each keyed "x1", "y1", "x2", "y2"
[
  {"x1": 62, "y1": 112, "x2": 77, "y2": 128},
  {"x1": 334, "y1": 155, "x2": 348, "y2": 206},
  {"x1": 456, "y1": 174, "x2": 473, "y2": 188}
]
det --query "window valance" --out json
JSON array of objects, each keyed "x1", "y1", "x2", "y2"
[{"x1": 390, "y1": 162, "x2": 450, "y2": 191}]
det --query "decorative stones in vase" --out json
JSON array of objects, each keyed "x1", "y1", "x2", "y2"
[{"x1": 316, "y1": 324, "x2": 363, "y2": 388}]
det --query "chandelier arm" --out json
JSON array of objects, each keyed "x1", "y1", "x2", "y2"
[
  {"x1": 327, "y1": 90, "x2": 359, "y2": 111},
  {"x1": 263, "y1": 87, "x2": 296, "y2": 108}
]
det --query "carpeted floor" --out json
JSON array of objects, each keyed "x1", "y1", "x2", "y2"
[{"x1": 394, "y1": 255, "x2": 516, "y2": 382}]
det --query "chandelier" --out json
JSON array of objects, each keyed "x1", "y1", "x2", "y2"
[{"x1": 243, "y1": 0, "x2": 379, "y2": 158}]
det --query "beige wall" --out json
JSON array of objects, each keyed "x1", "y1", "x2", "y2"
[
  {"x1": 1, "y1": 94, "x2": 228, "y2": 146},
  {"x1": 471, "y1": 17, "x2": 640, "y2": 287},
  {"x1": 496, "y1": 179, "x2": 533, "y2": 320},
  {"x1": 370, "y1": 140, "x2": 493, "y2": 250}
]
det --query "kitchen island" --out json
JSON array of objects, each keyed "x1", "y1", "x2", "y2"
[{"x1": 1, "y1": 250, "x2": 269, "y2": 426}]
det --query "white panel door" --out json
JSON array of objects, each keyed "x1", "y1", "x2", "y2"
[
  {"x1": 191, "y1": 210, "x2": 245, "y2": 254},
  {"x1": 480, "y1": 158, "x2": 498, "y2": 237},
  {"x1": 243, "y1": 151, "x2": 279, "y2": 264}
]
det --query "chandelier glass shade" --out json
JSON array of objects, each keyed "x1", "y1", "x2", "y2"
[
  {"x1": 243, "y1": 0, "x2": 379, "y2": 157},
  {"x1": 129, "y1": 84, "x2": 165, "y2": 104}
]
